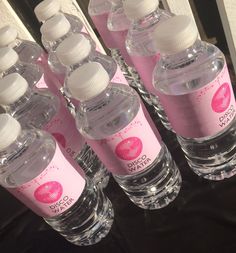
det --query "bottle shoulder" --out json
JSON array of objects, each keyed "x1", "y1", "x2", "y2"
[
  {"x1": 76, "y1": 84, "x2": 140, "y2": 139},
  {"x1": 12, "y1": 91, "x2": 59, "y2": 129},
  {"x1": 126, "y1": 9, "x2": 171, "y2": 55},
  {"x1": 153, "y1": 42, "x2": 225, "y2": 95},
  {"x1": 0, "y1": 130, "x2": 55, "y2": 188}
]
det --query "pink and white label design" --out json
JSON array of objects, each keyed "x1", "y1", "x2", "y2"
[
  {"x1": 158, "y1": 63, "x2": 236, "y2": 138},
  {"x1": 43, "y1": 104, "x2": 85, "y2": 159},
  {"x1": 110, "y1": 30, "x2": 134, "y2": 67},
  {"x1": 111, "y1": 66, "x2": 129, "y2": 85},
  {"x1": 7, "y1": 144, "x2": 85, "y2": 218},
  {"x1": 87, "y1": 106, "x2": 162, "y2": 175},
  {"x1": 130, "y1": 53, "x2": 160, "y2": 94},
  {"x1": 91, "y1": 13, "x2": 117, "y2": 49}
]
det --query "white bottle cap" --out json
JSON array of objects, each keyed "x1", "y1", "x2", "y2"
[
  {"x1": 34, "y1": 0, "x2": 61, "y2": 22},
  {"x1": 0, "y1": 25, "x2": 18, "y2": 47},
  {"x1": 0, "y1": 47, "x2": 19, "y2": 71},
  {"x1": 56, "y1": 34, "x2": 91, "y2": 66},
  {"x1": 40, "y1": 13, "x2": 71, "y2": 42},
  {"x1": 153, "y1": 15, "x2": 198, "y2": 54},
  {"x1": 0, "y1": 114, "x2": 21, "y2": 151},
  {"x1": 124, "y1": 0, "x2": 159, "y2": 20},
  {"x1": 0, "y1": 73, "x2": 28, "y2": 105},
  {"x1": 67, "y1": 62, "x2": 110, "y2": 101}
]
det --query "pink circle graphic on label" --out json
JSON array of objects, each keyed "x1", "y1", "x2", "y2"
[
  {"x1": 115, "y1": 137, "x2": 143, "y2": 161},
  {"x1": 52, "y1": 133, "x2": 66, "y2": 148},
  {"x1": 211, "y1": 83, "x2": 231, "y2": 113},
  {"x1": 34, "y1": 181, "x2": 63, "y2": 204}
]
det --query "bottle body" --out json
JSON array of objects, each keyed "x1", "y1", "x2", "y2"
[
  {"x1": 126, "y1": 8, "x2": 172, "y2": 129},
  {"x1": 107, "y1": 0, "x2": 153, "y2": 105},
  {"x1": 76, "y1": 83, "x2": 181, "y2": 209},
  {"x1": 0, "y1": 129, "x2": 114, "y2": 245},
  {"x1": 4, "y1": 89, "x2": 109, "y2": 187},
  {"x1": 153, "y1": 40, "x2": 236, "y2": 180}
]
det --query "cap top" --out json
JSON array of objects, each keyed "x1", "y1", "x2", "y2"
[
  {"x1": 0, "y1": 25, "x2": 18, "y2": 47},
  {"x1": 67, "y1": 62, "x2": 110, "y2": 101},
  {"x1": 0, "y1": 73, "x2": 28, "y2": 105},
  {"x1": 0, "y1": 47, "x2": 19, "y2": 71},
  {"x1": 124, "y1": 0, "x2": 159, "y2": 20},
  {"x1": 0, "y1": 114, "x2": 21, "y2": 151},
  {"x1": 34, "y1": 0, "x2": 61, "y2": 22},
  {"x1": 153, "y1": 15, "x2": 198, "y2": 54},
  {"x1": 56, "y1": 34, "x2": 91, "y2": 66},
  {"x1": 40, "y1": 13, "x2": 71, "y2": 42}
]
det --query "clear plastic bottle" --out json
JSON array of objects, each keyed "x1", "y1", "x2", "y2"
[
  {"x1": 88, "y1": 0, "x2": 116, "y2": 49},
  {"x1": 0, "y1": 73, "x2": 110, "y2": 187},
  {"x1": 40, "y1": 13, "x2": 95, "y2": 84},
  {"x1": 56, "y1": 33, "x2": 129, "y2": 97},
  {"x1": 153, "y1": 15, "x2": 236, "y2": 180},
  {"x1": 34, "y1": 0, "x2": 85, "y2": 33},
  {"x1": 124, "y1": 0, "x2": 172, "y2": 129},
  {"x1": 107, "y1": 0, "x2": 151, "y2": 101},
  {"x1": 0, "y1": 25, "x2": 47, "y2": 66},
  {"x1": 0, "y1": 114, "x2": 114, "y2": 246},
  {"x1": 0, "y1": 47, "x2": 44, "y2": 89},
  {"x1": 67, "y1": 62, "x2": 182, "y2": 209}
]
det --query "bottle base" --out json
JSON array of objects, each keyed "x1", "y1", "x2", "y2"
[
  {"x1": 45, "y1": 181, "x2": 114, "y2": 246},
  {"x1": 67, "y1": 196, "x2": 114, "y2": 246},
  {"x1": 114, "y1": 145, "x2": 182, "y2": 210},
  {"x1": 188, "y1": 156, "x2": 236, "y2": 181}
]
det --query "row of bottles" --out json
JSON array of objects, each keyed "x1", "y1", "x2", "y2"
[
  {"x1": 0, "y1": 0, "x2": 235, "y2": 247},
  {"x1": 88, "y1": 0, "x2": 236, "y2": 180}
]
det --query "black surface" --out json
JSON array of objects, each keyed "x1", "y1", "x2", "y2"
[{"x1": 1, "y1": 104, "x2": 236, "y2": 253}]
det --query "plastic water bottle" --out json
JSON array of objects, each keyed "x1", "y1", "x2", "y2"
[
  {"x1": 88, "y1": 0, "x2": 116, "y2": 50},
  {"x1": 56, "y1": 33, "x2": 129, "y2": 96},
  {"x1": 34, "y1": 0, "x2": 85, "y2": 33},
  {"x1": 107, "y1": 0, "x2": 156, "y2": 107},
  {"x1": 40, "y1": 13, "x2": 95, "y2": 84},
  {"x1": 0, "y1": 114, "x2": 114, "y2": 246},
  {"x1": 124, "y1": 0, "x2": 172, "y2": 129},
  {"x1": 153, "y1": 15, "x2": 236, "y2": 180},
  {"x1": 0, "y1": 25, "x2": 47, "y2": 66},
  {"x1": 0, "y1": 73, "x2": 110, "y2": 187},
  {"x1": 67, "y1": 62, "x2": 182, "y2": 209},
  {"x1": 0, "y1": 47, "x2": 44, "y2": 89}
]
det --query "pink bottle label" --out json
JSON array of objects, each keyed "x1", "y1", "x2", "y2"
[
  {"x1": 7, "y1": 144, "x2": 86, "y2": 218},
  {"x1": 158, "y1": 63, "x2": 236, "y2": 138},
  {"x1": 87, "y1": 105, "x2": 162, "y2": 175},
  {"x1": 111, "y1": 66, "x2": 129, "y2": 85},
  {"x1": 43, "y1": 103, "x2": 85, "y2": 159},
  {"x1": 110, "y1": 30, "x2": 134, "y2": 67},
  {"x1": 130, "y1": 53, "x2": 160, "y2": 94},
  {"x1": 91, "y1": 13, "x2": 117, "y2": 48}
]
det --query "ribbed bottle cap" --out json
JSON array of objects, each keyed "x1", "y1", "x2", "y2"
[
  {"x1": 34, "y1": 0, "x2": 61, "y2": 22},
  {"x1": 0, "y1": 47, "x2": 19, "y2": 71},
  {"x1": 153, "y1": 15, "x2": 198, "y2": 54},
  {"x1": 67, "y1": 62, "x2": 110, "y2": 101},
  {"x1": 0, "y1": 73, "x2": 28, "y2": 105},
  {"x1": 0, "y1": 25, "x2": 18, "y2": 47},
  {"x1": 56, "y1": 34, "x2": 91, "y2": 66},
  {"x1": 40, "y1": 14, "x2": 71, "y2": 42},
  {"x1": 0, "y1": 114, "x2": 21, "y2": 151},
  {"x1": 124, "y1": 0, "x2": 159, "y2": 20}
]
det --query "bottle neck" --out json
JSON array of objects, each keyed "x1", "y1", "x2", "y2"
[
  {"x1": 69, "y1": 47, "x2": 94, "y2": 72},
  {"x1": 5, "y1": 88, "x2": 33, "y2": 114},
  {"x1": 160, "y1": 39, "x2": 202, "y2": 69},
  {"x1": 0, "y1": 60, "x2": 21, "y2": 77},
  {"x1": 48, "y1": 30, "x2": 73, "y2": 52},
  {"x1": 79, "y1": 84, "x2": 112, "y2": 111},
  {"x1": 131, "y1": 7, "x2": 162, "y2": 28},
  {"x1": 0, "y1": 129, "x2": 28, "y2": 158},
  {"x1": 7, "y1": 38, "x2": 22, "y2": 50}
]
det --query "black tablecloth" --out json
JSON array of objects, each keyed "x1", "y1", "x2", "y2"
[{"x1": 1, "y1": 106, "x2": 236, "y2": 253}]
